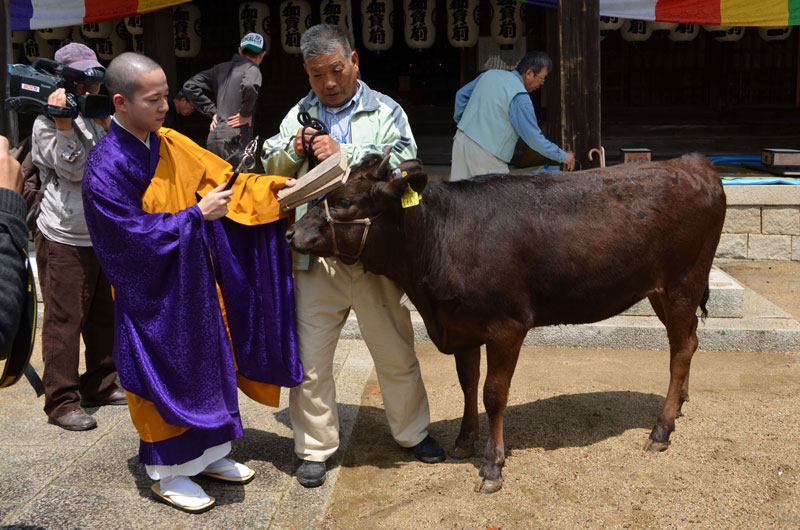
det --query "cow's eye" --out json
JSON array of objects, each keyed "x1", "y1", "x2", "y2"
[{"x1": 337, "y1": 199, "x2": 352, "y2": 209}]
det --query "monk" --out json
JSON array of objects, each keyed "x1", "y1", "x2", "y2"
[{"x1": 82, "y1": 53, "x2": 302, "y2": 513}]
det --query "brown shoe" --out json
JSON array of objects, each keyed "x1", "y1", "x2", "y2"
[
  {"x1": 48, "y1": 409, "x2": 97, "y2": 431},
  {"x1": 81, "y1": 387, "x2": 127, "y2": 407}
]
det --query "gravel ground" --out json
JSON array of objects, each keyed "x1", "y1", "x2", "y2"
[{"x1": 324, "y1": 261, "x2": 800, "y2": 529}]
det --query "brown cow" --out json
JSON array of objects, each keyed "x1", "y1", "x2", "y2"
[{"x1": 285, "y1": 152, "x2": 726, "y2": 493}]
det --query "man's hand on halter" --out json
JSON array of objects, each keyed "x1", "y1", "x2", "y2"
[
  {"x1": 309, "y1": 134, "x2": 340, "y2": 162},
  {"x1": 198, "y1": 182, "x2": 233, "y2": 220}
]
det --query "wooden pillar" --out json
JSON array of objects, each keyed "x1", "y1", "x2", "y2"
[
  {"x1": 552, "y1": 0, "x2": 601, "y2": 169},
  {"x1": 1, "y1": 1, "x2": 19, "y2": 146},
  {"x1": 142, "y1": 9, "x2": 177, "y2": 95}
]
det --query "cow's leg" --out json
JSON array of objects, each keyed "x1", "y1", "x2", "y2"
[
  {"x1": 645, "y1": 271, "x2": 708, "y2": 452},
  {"x1": 452, "y1": 346, "x2": 481, "y2": 460},
  {"x1": 648, "y1": 290, "x2": 691, "y2": 417},
  {"x1": 476, "y1": 335, "x2": 523, "y2": 493}
]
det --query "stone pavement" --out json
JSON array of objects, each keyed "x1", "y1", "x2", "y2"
[{"x1": 0, "y1": 339, "x2": 376, "y2": 529}]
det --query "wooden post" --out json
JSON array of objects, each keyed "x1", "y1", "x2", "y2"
[
  {"x1": 142, "y1": 9, "x2": 177, "y2": 95},
  {"x1": 1, "y1": 0, "x2": 19, "y2": 145},
  {"x1": 553, "y1": 0, "x2": 601, "y2": 169}
]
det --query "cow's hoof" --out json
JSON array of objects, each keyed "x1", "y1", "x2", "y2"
[
  {"x1": 449, "y1": 445, "x2": 473, "y2": 460},
  {"x1": 474, "y1": 478, "x2": 503, "y2": 494},
  {"x1": 643, "y1": 439, "x2": 670, "y2": 452}
]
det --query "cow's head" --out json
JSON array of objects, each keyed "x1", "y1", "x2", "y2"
[{"x1": 286, "y1": 149, "x2": 428, "y2": 266}]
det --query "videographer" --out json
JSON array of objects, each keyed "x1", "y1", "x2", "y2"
[
  {"x1": 0, "y1": 135, "x2": 27, "y2": 354},
  {"x1": 30, "y1": 43, "x2": 123, "y2": 431}
]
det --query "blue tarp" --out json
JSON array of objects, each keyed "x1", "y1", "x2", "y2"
[{"x1": 708, "y1": 155, "x2": 800, "y2": 185}]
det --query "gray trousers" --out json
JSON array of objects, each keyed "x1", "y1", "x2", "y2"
[{"x1": 449, "y1": 129, "x2": 510, "y2": 181}]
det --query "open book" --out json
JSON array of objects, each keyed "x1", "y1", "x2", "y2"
[{"x1": 277, "y1": 151, "x2": 350, "y2": 210}]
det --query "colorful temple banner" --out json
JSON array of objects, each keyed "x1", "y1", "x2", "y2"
[
  {"x1": 517, "y1": 0, "x2": 800, "y2": 26},
  {"x1": 10, "y1": 0, "x2": 190, "y2": 31}
]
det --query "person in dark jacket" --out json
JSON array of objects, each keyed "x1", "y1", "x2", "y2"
[
  {"x1": 0, "y1": 135, "x2": 26, "y2": 352},
  {"x1": 182, "y1": 33, "x2": 266, "y2": 166},
  {"x1": 163, "y1": 88, "x2": 195, "y2": 132}
]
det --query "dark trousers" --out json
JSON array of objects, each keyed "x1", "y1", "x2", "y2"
[{"x1": 35, "y1": 232, "x2": 117, "y2": 418}]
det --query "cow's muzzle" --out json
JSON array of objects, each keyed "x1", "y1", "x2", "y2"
[{"x1": 323, "y1": 197, "x2": 379, "y2": 264}]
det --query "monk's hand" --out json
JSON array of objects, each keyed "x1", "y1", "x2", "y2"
[
  {"x1": 564, "y1": 152, "x2": 576, "y2": 171},
  {"x1": 283, "y1": 178, "x2": 296, "y2": 189},
  {"x1": 310, "y1": 135, "x2": 341, "y2": 162},
  {"x1": 0, "y1": 135, "x2": 23, "y2": 194},
  {"x1": 198, "y1": 182, "x2": 233, "y2": 221}
]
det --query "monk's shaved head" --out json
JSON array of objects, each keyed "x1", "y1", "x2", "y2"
[{"x1": 105, "y1": 52, "x2": 162, "y2": 100}]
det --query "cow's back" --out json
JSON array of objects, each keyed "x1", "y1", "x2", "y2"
[{"x1": 417, "y1": 153, "x2": 725, "y2": 329}]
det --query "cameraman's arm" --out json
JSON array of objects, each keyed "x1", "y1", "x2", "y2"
[
  {"x1": 0, "y1": 136, "x2": 27, "y2": 350},
  {"x1": 31, "y1": 115, "x2": 88, "y2": 184}
]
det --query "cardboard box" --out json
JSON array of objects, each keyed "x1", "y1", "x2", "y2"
[
  {"x1": 761, "y1": 148, "x2": 800, "y2": 168},
  {"x1": 620, "y1": 148, "x2": 651, "y2": 163}
]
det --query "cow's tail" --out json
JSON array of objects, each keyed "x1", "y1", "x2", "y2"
[{"x1": 699, "y1": 283, "x2": 710, "y2": 324}]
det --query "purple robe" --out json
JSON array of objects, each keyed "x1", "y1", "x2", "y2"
[{"x1": 82, "y1": 122, "x2": 301, "y2": 465}]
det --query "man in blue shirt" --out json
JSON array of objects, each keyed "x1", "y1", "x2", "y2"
[{"x1": 450, "y1": 51, "x2": 575, "y2": 180}]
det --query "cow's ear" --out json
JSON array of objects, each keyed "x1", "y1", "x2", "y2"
[{"x1": 378, "y1": 160, "x2": 428, "y2": 203}]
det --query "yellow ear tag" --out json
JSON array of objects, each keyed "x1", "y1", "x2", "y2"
[{"x1": 401, "y1": 182, "x2": 421, "y2": 208}]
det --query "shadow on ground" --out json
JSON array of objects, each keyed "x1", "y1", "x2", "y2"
[{"x1": 341, "y1": 390, "x2": 664, "y2": 470}]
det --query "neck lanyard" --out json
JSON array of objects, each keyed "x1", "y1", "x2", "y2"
[{"x1": 320, "y1": 88, "x2": 363, "y2": 144}]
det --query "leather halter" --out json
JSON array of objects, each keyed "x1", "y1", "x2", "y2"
[{"x1": 323, "y1": 197, "x2": 380, "y2": 262}]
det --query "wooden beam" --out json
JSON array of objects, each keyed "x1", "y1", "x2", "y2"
[
  {"x1": 142, "y1": 9, "x2": 177, "y2": 95},
  {"x1": 1, "y1": 0, "x2": 19, "y2": 145},
  {"x1": 554, "y1": 0, "x2": 601, "y2": 169}
]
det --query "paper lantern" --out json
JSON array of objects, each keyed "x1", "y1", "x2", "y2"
[
  {"x1": 703, "y1": 25, "x2": 745, "y2": 42},
  {"x1": 94, "y1": 20, "x2": 129, "y2": 61},
  {"x1": 280, "y1": 0, "x2": 312, "y2": 54},
  {"x1": 37, "y1": 27, "x2": 70, "y2": 41},
  {"x1": 320, "y1": 0, "x2": 352, "y2": 34},
  {"x1": 131, "y1": 33, "x2": 145, "y2": 54},
  {"x1": 126, "y1": 16, "x2": 144, "y2": 35},
  {"x1": 239, "y1": 2, "x2": 272, "y2": 55},
  {"x1": 26, "y1": 32, "x2": 56, "y2": 62},
  {"x1": 361, "y1": 0, "x2": 394, "y2": 52},
  {"x1": 600, "y1": 16, "x2": 624, "y2": 31},
  {"x1": 620, "y1": 19, "x2": 652, "y2": 42},
  {"x1": 759, "y1": 26, "x2": 792, "y2": 41},
  {"x1": 447, "y1": 0, "x2": 479, "y2": 48},
  {"x1": 651, "y1": 22, "x2": 678, "y2": 31},
  {"x1": 60, "y1": 25, "x2": 91, "y2": 48},
  {"x1": 12, "y1": 31, "x2": 27, "y2": 44},
  {"x1": 668, "y1": 23, "x2": 699, "y2": 42},
  {"x1": 490, "y1": 0, "x2": 523, "y2": 48},
  {"x1": 81, "y1": 21, "x2": 112, "y2": 39},
  {"x1": 174, "y1": 3, "x2": 202, "y2": 58},
  {"x1": 404, "y1": 0, "x2": 435, "y2": 49}
]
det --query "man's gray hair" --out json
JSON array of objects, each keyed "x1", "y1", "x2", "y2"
[
  {"x1": 300, "y1": 24, "x2": 353, "y2": 63},
  {"x1": 515, "y1": 51, "x2": 553, "y2": 76},
  {"x1": 105, "y1": 52, "x2": 162, "y2": 99}
]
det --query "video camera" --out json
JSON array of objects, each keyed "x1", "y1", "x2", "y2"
[{"x1": 5, "y1": 58, "x2": 112, "y2": 119}]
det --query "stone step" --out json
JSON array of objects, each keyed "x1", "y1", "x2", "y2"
[
  {"x1": 622, "y1": 267, "x2": 744, "y2": 318},
  {"x1": 341, "y1": 281, "x2": 800, "y2": 353}
]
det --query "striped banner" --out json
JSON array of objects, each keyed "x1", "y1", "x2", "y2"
[
  {"x1": 517, "y1": 0, "x2": 800, "y2": 26},
  {"x1": 10, "y1": 0, "x2": 189, "y2": 31}
]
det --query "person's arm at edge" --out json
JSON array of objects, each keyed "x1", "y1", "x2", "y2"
[{"x1": 0, "y1": 138, "x2": 27, "y2": 351}]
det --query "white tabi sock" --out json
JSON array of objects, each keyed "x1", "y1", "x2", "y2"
[
  {"x1": 158, "y1": 476, "x2": 211, "y2": 508},
  {"x1": 203, "y1": 457, "x2": 252, "y2": 478}
]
